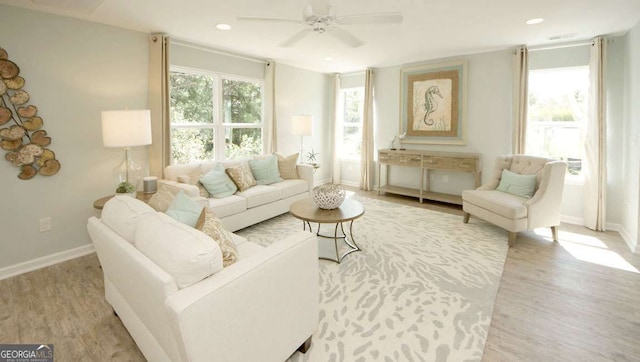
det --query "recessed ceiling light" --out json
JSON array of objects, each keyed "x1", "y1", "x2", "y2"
[
  {"x1": 216, "y1": 23, "x2": 231, "y2": 31},
  {"x1": 526, "y1": 18, "x2": 544, "y2": 25},
  {"x1": 323, "y1": 56, "x2": 334, "y2": 61}
]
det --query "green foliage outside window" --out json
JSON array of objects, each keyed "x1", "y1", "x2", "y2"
[{"x1": 169, "y1": 70, "x2": 263, "y2": 164}]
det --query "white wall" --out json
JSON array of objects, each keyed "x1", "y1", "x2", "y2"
[
  {"x1": 622, "y1": 21, "x2": 640, "y2": 251},
  {"x1": 171, "y1": 43, "x2": 265, "y2": 79},
  {"x1": 0, "y1": 5, "x2": 148, "y2": 272},
  {"x1": 275, "y1": 63, "x2": 332, "y2": 184}
]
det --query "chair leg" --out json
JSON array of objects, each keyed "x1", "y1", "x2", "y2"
[
  {"x1": 508, "y1": 232, "x2": 517, "y2": 246},
  {"x1": 551, "y1": 226, "x2": 559, "y2": 242},
  {"x1": 463, "y1": 212, "x2": 470, "y2": 224},
  {"x1": 297, "y1": 336, "x2": 312, "y2": 354}
]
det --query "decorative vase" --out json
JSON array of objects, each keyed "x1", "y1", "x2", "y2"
[{"x1": 312, "y1": 184, "x2": 346, "y2": 209}]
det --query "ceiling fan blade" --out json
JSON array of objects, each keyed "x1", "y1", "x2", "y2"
[
  {"x1": 237, "y1": 16, "x2": 302, "y2": 25},
  {"x1": 327, "y1": 27, "x2": 364, "y2": 48},
  {"x1": 280, "y1": 28, "x2": 313, "y2": 47},
  {"x1": 337, "y1": 13, "x2": 403, "y2": 25}
]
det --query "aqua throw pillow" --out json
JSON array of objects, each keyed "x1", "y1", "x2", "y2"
[
  {"x1": 165, "y1": 191, "x2": 203, "y2": 227},
  {"x1": 200, "y1": 164, "x2": 237, "y2": 198},
  {"x1": 496, "y1": 169, "x2": 537, "y2": 198},
  {"x1": 249, "y1": 154, "x2": 283, "y2": 185}
]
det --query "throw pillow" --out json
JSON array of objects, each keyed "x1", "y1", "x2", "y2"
[
  {"x1": 147, "y1": 186, "x2": 176, "y2": 212},
  {"x1": 496, "y1": 169, "x2": 537, "y2": 198},
  {"x1": 200, "y1": 163, "x2": 238, "y2": 198},
  {"x1": 196, "y1": 208, "x2": 238, "y2": 267},
  {"x1": 225, "y1": 162, "x2": 257, "y2": 192},
  {"x1": 165, "y1": 191, "x2": 204, "y2": 227},
  {"x1": 249, "y1": 154, "x2": 283, "y2": 185},
  {"x1": 135, "y1": 212, "x2": 223, "y2": 289},
  {"x1": 176, "y1": 165, "x2": 209, "y2": 197},
  {"x1": 276, "y1": 153, "x2": 299, "y2": 179}
]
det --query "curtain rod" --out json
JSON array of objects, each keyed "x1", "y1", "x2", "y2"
[
  {"x1": 171, "y1": 38, "x2": 268, "y2": 64},
  {"x1": 528, "y1": 40, "x2": 592, "y2": 52}
]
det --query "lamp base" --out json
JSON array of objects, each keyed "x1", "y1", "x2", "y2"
[{"x1": 113, "y1": 148, "x2": 143, "y2": 192}]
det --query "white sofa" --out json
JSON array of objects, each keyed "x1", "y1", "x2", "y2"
[
  {"x1": 87, "y1": 196, "x2": 319, "y2": 362},
  {"x1": 158, "y1": 160, "x2": 314, "y2": 232}
]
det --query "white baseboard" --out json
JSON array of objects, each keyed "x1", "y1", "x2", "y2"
[
  {"x1": 610, "y1": 223, "x2": 639, "y2": 253},
  {"x1": 314, "y1": 178, "x2": 332, "y2": 186},
  {"x1": 339, "y1": 180, "x2": 360, "y2": 188},
  {"x1": 0, "y1": 244, "x2": 96, "y2": 281}
]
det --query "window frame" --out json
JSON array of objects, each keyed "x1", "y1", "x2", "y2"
[
  {"x1": 526, "y1": 65, "x2": 589, "y2": 183},
  {"x1": 337, "y1": 86, "x2": 365, "y2": 162},
  {"x1": 169, "y1": 65, "x2": 265, "y2": 164}
]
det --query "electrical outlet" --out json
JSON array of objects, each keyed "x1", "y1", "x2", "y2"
[
  {"x1": 39, "y1": 217, "x2": 52, "y2": 232},
  {"x1": 442, "y1": 175, "x2": 449, "y2": 183}
]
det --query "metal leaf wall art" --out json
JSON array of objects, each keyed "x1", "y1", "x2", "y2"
[{"x1": 0, "y1": 47, "x2": 60, "y2": 180}]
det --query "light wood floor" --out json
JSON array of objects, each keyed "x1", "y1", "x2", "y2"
[{"x1": 1, "y1": 190, "x2": 639, "y2": 361}]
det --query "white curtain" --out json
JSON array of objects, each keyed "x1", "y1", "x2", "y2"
[
  {"x1": 512, "y1": 46, "x2": 528, "y2": 154},
  {"x1": 148, "y1": 33, "x2": 170, "y2": 178},
  {"x1": 584, "y1": 37, "x2": 607, "y2": 231},
  {"x1": 331, "y1": 73, "x2": 341, "y2": 184},
  {"x1": 264, "y1": 61, "x2": 277, "y2": 153},
  {"x1": 360, "y1": 68, "x2": 374, "y2": 191}
]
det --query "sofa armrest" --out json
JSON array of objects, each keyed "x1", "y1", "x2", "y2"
[
  {"x1": 297, "y1": 164, "x2": 314, "y2": 190},
  {"x1": 165, "y1": 231, "x2": 319, "y2": 362},
  {"x1": 157, "y1": 179, "x2": 200, "y2": 198}
]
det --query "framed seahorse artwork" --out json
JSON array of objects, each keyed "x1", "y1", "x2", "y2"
[{"x1": 399, "y1": 60, "x2": 467, "y2": 145}]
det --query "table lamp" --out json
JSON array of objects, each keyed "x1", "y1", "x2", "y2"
[
  {"x1": 291, "y1": 115, "x2": 312, "y2": 163},
  {"x1": 101, "y1": 109, "x2": 152, "y2": 192}
]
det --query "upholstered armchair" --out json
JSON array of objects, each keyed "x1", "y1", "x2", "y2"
[{"x1": 462, "y1": 154, "x2": 567, "y2": 246}]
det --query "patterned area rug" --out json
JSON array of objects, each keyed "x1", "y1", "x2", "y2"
[{"x1": 236, "y1": 196, "x2": 508, "y2": 362}]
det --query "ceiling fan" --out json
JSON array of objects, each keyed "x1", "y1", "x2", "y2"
[{"x1": 237, "y1": 5, "x2": 402, "y2": 48}]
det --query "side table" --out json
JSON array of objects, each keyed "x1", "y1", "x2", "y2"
[{"x1": 93, "y1": 191, "x2": 154, "y2": 210}]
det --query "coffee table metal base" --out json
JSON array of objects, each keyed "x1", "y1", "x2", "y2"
[{"x1": 302, "y1": 220, "x2": 360, "y2": 263}]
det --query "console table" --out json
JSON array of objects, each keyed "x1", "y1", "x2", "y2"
[{"x1": 377, "y1": 149, "x2": 481, "y2": 205}]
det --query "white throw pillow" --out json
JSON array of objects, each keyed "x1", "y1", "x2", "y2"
[
  {"x1": 101, "y1": 195, "x2": 155, "y2": 244},
  {"x1": 135, "y1": 212, "x2": 223, "y2": 289}
]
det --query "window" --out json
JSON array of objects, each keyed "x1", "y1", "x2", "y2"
[
  {"x1": 527, "y1": 66, "x2": 589, "y2": 176},
  {"x1": 337, "y1": 87, "x2": 364, "y2": 160},
  {"x1": 169, "y1": 67, "x2": 263, "y2": 164}
]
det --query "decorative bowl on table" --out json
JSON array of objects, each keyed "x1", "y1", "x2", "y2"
[{"x1": 312, "y1": 184, "x2": 346, "y2": 209}]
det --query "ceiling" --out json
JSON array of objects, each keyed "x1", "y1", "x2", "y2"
[{"x1": 2, "y1": 0, "x2": 640, "y2": 73}]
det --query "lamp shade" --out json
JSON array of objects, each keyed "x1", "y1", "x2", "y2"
[
  {"x1": 291, "y1": 115, "x2": 313, "y2": 136},
  {"x1": 101, "y1": 110, "x2": 152, "y2": 147}
]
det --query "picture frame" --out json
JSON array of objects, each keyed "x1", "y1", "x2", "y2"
[{"x1": 399, "y1": 60, "x2": 468, "y2": 145}]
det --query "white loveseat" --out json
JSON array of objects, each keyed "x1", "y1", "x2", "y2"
[
  {"x1": 87, "y1": 196, "x2": 319, "y2": 361},
  {"x1": 158, "y1": 159, "x2": 314, "y2": 232}
]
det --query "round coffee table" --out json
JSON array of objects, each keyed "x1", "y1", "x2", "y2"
[{"x1": 289, "y1": 198, "x2": 365, "y2": 263}]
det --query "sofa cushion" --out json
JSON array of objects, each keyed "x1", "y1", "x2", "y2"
[
  {"x1": 225, "y1": 162, "x2": 257, "y2": 192},
  {"x1": 496, "y1": 169, "x2": 537, "y2": 198},
  {"x1": 203, "y1": 195, "x2": 247, "y2": 218},
  {"x1": 175, "y1": 165, "x2": 209, "y2": 198},
  {"x1": 196, "y1": 208, "x2": 238, "y2": 267},
  {"x1": 270, "y1": 179, "x2": 308, "y2": 199},
  {"x1": 135, "y1": 212, "x2": 223, "y2": 289},
  {"x1": 236, "y1": 185, "x2": 282, "y2": 208},
  {"x1": 462, "y1": 189, "x2": 528, "y2": 219},
  {"x1": 101, "y1": 195, "x2": 155, "y2": 244},
  {"x1": 199, "y1": 163, "x2": 237, "y2": 198},
  {"x1": 165, "y1": 191, "x2": 204, "y2": 227},
  {"x1": 249, "y1": 154, "x2": 283, "y2": 185},
  {"x1": 276, "y1": 153, "x2": 299, "y2": 179},
  {"x1": 147, "y1": 186, "x2": 176, "y2": 212}
]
